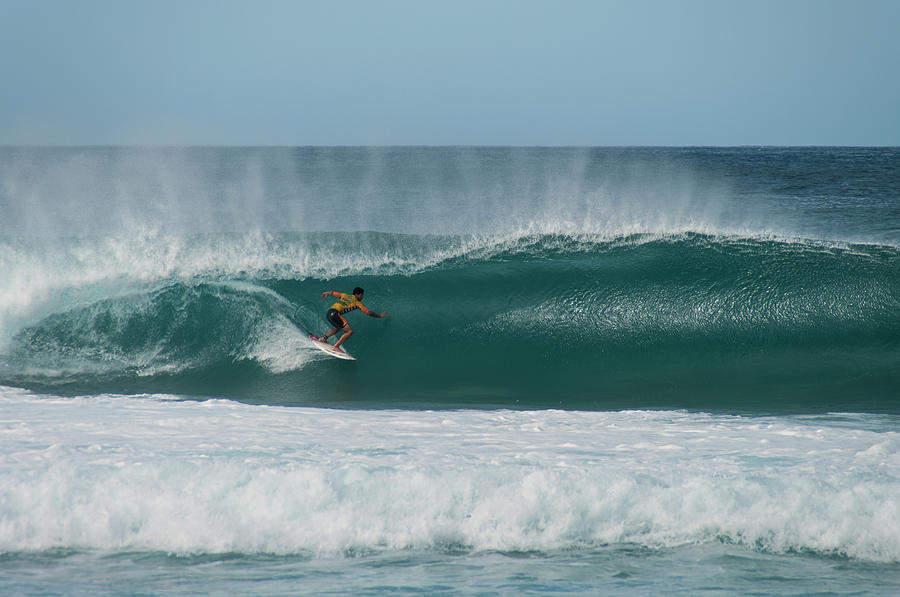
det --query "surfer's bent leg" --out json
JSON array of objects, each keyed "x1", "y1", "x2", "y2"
[{"x1": 333, "y1": 324, "x2": 353, "y2": 352}]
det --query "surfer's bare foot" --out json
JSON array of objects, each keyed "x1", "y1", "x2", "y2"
[{"x1": 333, "y1": 346, "x2": 344, "y2": 353}]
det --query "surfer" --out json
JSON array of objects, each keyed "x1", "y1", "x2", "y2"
[{"x1": 314, "y1": 287, "x2": 387, "y2": 353}]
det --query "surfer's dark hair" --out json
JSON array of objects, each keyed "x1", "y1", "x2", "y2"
[{"x1": 353, "y1": 287, "x2": 365, "y2": 295}]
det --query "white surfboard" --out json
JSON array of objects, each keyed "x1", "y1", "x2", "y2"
[{"x1": 308, "y1": 334, "x2": 356, "y2": 361}]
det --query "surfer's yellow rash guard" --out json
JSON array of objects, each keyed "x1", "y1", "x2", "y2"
[{"x1": 326, "y1": 292, "x2": 374, "y2": 316}]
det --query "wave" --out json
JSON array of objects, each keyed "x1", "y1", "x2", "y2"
[
  {"x1": 3, "y1": 388, "x2": 899, "y2": 561},
  {"x1": 1, "y1": 232, "x2": 897, "y2": 411}
]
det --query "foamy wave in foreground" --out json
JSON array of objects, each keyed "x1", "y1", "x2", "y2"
[{"x1": 2, "y1": 387, "x2": 898, "y2": 561}]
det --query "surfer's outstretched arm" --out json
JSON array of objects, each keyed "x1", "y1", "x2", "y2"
[
  {"x1": 321, "y1": 291, "x2": 342, "y2": 299},
  {"x1": 358, "y1": 304, "x2": 388, "y2": 318}
]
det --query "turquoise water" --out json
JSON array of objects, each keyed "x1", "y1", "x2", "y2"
[
  {"x1": 4, "y1": 233, "x2": 898, "y2": 412},
  {"x1": 6, "y1": 547, "x2": 900, "y2": 596},
  {"x1": 1, "y1": 147, "x2": 898, "y2": 594}
]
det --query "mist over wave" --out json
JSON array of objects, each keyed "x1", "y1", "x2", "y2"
[
  {"x1": 5, "y1": 146, "x2": 897, "y2": 243},
  {"x1": 0, "y1": 146, "x2": 757, "y2": 237}
]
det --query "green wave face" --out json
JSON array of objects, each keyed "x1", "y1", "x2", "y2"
[{"x1": 3, "y1": 234, "x2": 898, "y2": 413}]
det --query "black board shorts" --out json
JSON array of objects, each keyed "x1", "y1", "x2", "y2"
[{"x1": 326, "y1": 308, "x2": 348, "y2": 329}]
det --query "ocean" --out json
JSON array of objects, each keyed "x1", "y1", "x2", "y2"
[{"x1": 1, "y1": 146, "x2": 898, "y2": 595}]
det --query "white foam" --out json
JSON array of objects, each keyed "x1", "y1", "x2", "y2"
[
  {"x1": 245, "y1": 315, "x2": 324, "y2": 372},
  {"x1": 1, "y1": 386, "x2": 898, "y2": 561}
]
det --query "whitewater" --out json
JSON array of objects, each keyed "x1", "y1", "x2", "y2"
[{"x1": 1, "y1": 146, "x2": 899, "y2": 594}]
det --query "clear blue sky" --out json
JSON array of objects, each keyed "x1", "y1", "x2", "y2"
[{"x1": 1, "y1": 0, "x2": 898, "y2": 145}]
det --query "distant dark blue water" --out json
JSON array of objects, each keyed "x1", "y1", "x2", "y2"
[{"x1": 1, "y1": 147, "x2": 898, "y2": 594}]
